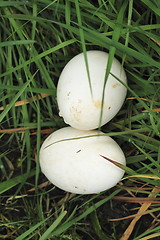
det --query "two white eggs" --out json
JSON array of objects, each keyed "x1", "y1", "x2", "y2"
[{"x1": 40, "y1": 50, "x2": 127, "y2": 194}]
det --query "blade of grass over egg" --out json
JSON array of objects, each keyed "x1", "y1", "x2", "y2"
[
  {"x1": 98, "y1": 0, "x2": 128, "y2": 129},
  {"x1": 75, "y1": 0, "x2": 92, "y2": 96},
  {"x1": 44, "y1": 126, "x2": 153, "y2": 149}
]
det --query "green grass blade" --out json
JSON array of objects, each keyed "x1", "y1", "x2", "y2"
[
  {"x1": 75, "y1": 0, "x2": 92, "y2": 95},
  {"x1": 141, "y1": 0, "x2": 160, "y2": 16},
  {"x1": 0, "y1": 169, "x2": 35, "y2": 194},
  {"x1": 0, "y1": 39, "x2": 76, "y2": 78},
  {"x1": 99, "y1": 0, "x2": 128, "y2": 128},
  {"x1": 0, "y1": 40, "x2": 35, "y2": 48},
  {"x1": 15, "y1": 214, "x2": 52, "y2": 240},
  {"x1": 50, "y1": 189, "x2": 121, "y2": 237},
  {"x1": 0, "y1": 73, "x2": 37, "y2": 123},
  {"x1": 40, "y1": 210, "x2": 67, "y2": 240}
]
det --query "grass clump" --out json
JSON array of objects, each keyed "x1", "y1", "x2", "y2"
[{"x1": 0, "y1": 0, "x2": 160, "y2": 239}]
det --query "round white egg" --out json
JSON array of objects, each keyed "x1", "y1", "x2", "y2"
[
  {"x1": 39, "y1": 127, "x2": 126, "y2": 194},
  {"x1": 57, "y1": 50, "x2": 127, "y2": 130}
]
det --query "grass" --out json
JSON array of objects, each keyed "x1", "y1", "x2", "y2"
[{"x1": 0, "y1": 0, "x2": 160, "y2": 239}]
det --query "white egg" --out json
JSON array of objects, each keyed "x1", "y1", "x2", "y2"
[
  {"x1": 39, "y1": 127, "x2": 126, "y2": 194},
  {"x1": 57, "y1": 50, "x2": 127, "y2": 130}
]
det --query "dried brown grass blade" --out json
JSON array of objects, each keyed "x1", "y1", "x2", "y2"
[
  {"x1": 120, "y1": 187, "x2": 159, "y2": 240},
  {"x1": 0, "y1": 93, "x2": 50, "y2": 110}
]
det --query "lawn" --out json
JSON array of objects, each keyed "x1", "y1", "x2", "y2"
[{"x1": 0, "y1": 0, "x2": 160, "y2": 239}]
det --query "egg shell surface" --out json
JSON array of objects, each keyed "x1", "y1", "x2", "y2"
[
  {"x1": 39, "y1": 127, "x2": 126, "y2": 194},
  {"x1": 57, "y1": 50, "x2": 127, "y2": 130}
]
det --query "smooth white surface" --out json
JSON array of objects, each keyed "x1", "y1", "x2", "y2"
[
  {"x1": 57, "y1": 50, "x2": 127, "y2": 130},
  {"x1": 39, "y1": 127, "x2": 126, "y2": 194}
]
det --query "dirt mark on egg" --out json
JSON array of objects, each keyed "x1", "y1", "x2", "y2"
[
  {"x1": 66, "y1": 91, "x2": 71, "y2": 97},
  {"x1": 93, "y1": 100, "x2": 102, "y2": 108},
  {"x1": 112, "y1": 83, "x2": 121, "y2": 88},
  {"x1": 70, "y1": 106, "x2": 82, "y2": 122}
]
